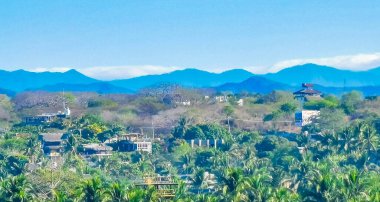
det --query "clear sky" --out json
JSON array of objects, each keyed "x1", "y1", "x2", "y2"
[{"x1": 1, "y1": 0, "x2": 380, "y2": 79}]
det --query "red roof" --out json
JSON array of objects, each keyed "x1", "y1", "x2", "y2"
[{"x1": 302, "y1": 83, "x2": 314, "y2": 88}]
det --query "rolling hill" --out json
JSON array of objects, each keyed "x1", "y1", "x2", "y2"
[
  {"x1": 216, "y1": 76, "x2": 294, "y2": 94},
  {"x1": 28, "y1": 82, "x2": 133, "y2": 94}
]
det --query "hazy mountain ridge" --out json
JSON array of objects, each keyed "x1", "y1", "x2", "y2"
[
  {"x1": 28, "y1": 82, "x2": 133, "y2": 94},
  {"x1": 216, "y1": 76, "x2": 295, "y2": 94},
  {"x1": 109, "y1": 68, "x2": 254, "y2": 91},
  {"x1": 2, "y1": 64, "x2": 380, "y2": 95},
  {"x1": 262, "y1": 63, "x2": 380, "y2": 87},
  {"x1": 0, "y1": 69, "x2": 98, "y2": 92},
  {"x1": 217, "y1": 76, "x2": 380, "y2": 96}
]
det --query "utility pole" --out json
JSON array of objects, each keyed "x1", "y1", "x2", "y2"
[
  {"x1": 152, "y1": 120, "x2": 155, "y2": 140},
  {"x1": 227, "y1": 116, "x2": 231, "y2": 133}
]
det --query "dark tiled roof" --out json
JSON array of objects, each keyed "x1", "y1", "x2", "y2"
[
  {"x1": 293, "y1": 88, "x2": 321, "y2": 95},
  {"x1": 40, "y1": 133, "x2": 64, "y2": 142},
  {"x1": 46, "y1": 145, "x2": 62, "y2": 150}
]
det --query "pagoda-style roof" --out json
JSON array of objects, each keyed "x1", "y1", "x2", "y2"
[
  {"x1": 293, "y1": 88, "x2": 321, "y2": 95},
  {"x1": 40, "y1": 133, "x2": 64, "y2": 143},
  {"x1": 293, "y1": 83, "x2": 322, "y2": 96}
]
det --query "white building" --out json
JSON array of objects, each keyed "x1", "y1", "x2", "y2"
[
  {"x1": 237, "y1": 99, "x2": 244, "y2": 106},
  {"x1": 133, "y1": 141, "x2": 152, "y2": 153},
  {"x1": 111, "y1": 133, "x2": 153, "y2": 153},
  {"x1": 295, "y1": 110, "x2": 320, "y2": 127},
  {"x1": 175, "y1": 100, "x2": 191, "y2": 106},
  {"x1": 186, "y1": 139, "x2": 225, "y2": 149},
  {"x1": 215, "y1": 95, "x2": 228, "y2": 103}
]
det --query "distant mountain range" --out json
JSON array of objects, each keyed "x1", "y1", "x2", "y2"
[
  {"x1": 2, "y1": 64, "x2": 380, "y2": 96},
  {"x1": 109, "y1": 68, "x2": 254, "y2": 91},
  {"x1": 262, "y1": 63, "x2": 380, "y2": 87},
  {"x1": 217, "y1": 77, "x2": 380, "y2": 96},
  {"x1": 216, "y1": 76, "x2": 294, "y2": 94},
  {"x1": 0, "y1": 69, "x2": 97, "y2": 92}
]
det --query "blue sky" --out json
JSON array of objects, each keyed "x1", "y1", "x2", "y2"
[{"x1": 1, "y1": 1, "x2": 380, "y2": 79}]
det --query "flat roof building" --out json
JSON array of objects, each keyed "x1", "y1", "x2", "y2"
[
  {"x1": 109, "y1": 133, "x2": 153, "y2": 153},
  {"x1": 295, "y1": 110, "x2": 320, "y2": 127},
  {"x1": 81, "y1": 143, "x2": 112, "y2": 157}
]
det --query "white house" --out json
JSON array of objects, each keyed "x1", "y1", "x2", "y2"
[
  {"x1": 295, "y1": 110, "x2": 320, "y2": 127},
  {"x1": 237, "y1": 99, "x2": 244, "y2": 106},
  {"x1": 215, "y1": 95, "x2": 228, "y2": 103}
]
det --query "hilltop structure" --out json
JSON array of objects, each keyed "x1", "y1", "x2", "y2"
[
  {"x1": 293, "y1": 83, "x2": 322, "y2": 127},
  {"x1": 293, "y1": 83, "x2": 322, "y2": 103},
  {"x1": 23, "y1": 104, "x2": 70, "y2": 124}
]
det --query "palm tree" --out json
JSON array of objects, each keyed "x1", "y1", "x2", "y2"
[
  {"x1": 143, "y1": 187, "x2": 158, "y2": 202},
  {"x1": 53, "y1": 189, "x2": 68, "y2": 202},
  {"x1": 174, "y1": 181, "x2": 187, "y2": 200},
  {"x1": 339, "y1": 127, "x2": 357, "y2": 153},
  {"x1": 304, "y1": 168, "x2": 339, "y2": 201},
  {"x1": 193, "y1": 194, "x2": 219, "y2": 202},
  {"x1": 243, "y1": 172, "x2": 273, "y2": 202},
  {"x1": 173, "y1": 116, "x2": 191, "y2": 139},
  {"x1": 358, "y1": 123, "x2": 379, "y2": 157},
  {"x1": 270, "y1": 187, "x2": 300, "y2": 202},
  {"x1": 104, "y1": 182, "x2": 128, "y2": 202},
  {"x1": 0, "y1": 175, "x2": 34, "y2": 202},
  {"x1": 65, "y1": 134, "x2": 78, "y2": 155},
  {"x1": 127, "y1": 188, "x2": 146, "y2": 202},
  {"x1": 24, "y1": 135, "x2": 41, "y2": 163},
  {"x1": 77, "y1": 177, "x2": 104, "y2": 202},
  {"x1": 0, "y1": 154, "x2": 9, "y2": 179},
  {"x1": 219, "y1": 168, "x2": 244, "y2": 194},
  {"x1": 192, "y1": 169, "x2": 207, "y2": 192},
  {"x1": 341, "y1": 168, "x2": 365, "y2": 201}
]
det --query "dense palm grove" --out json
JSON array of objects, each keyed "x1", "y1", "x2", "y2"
[{"x1": 0, "y1": 90, "x2": 379, "y2": 201}]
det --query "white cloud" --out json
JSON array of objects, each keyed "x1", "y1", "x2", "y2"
[
  {"x1": 25, "y1": 67, "x2": 72, "y2": 73},
  {"x1": 270, "y1": 52, "x2": 380, "y2": 73},
  {"x1": 78, "y1": 65, "x2": 183, "y2": 80}
]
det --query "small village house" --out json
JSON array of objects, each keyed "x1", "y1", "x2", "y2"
[
  {"x1": 81, "y1": 143, "x2": 112, "y2": 157},
  {"x1": 24, "y1": 113, "x2": 57, "y2": 124},
  {"x1": 295, "y1": 110, "x2": 320, "y2": 127},
  {"x1": 23, "y1": 105, "x2": 71, "y2": 124},
  {"x1": 110, "y1": 133, "x2": 153, "y2": 153},
  {"x1": 215, "y1": 95, "x2": 228, "y2": 103},
  {"x1": 39, "y1": 133, "x2": 67, "y2": 157}
]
